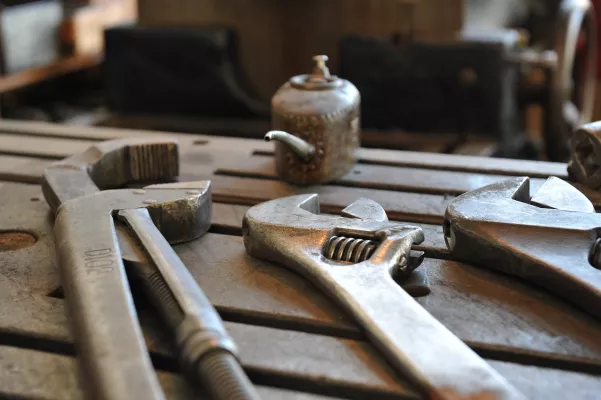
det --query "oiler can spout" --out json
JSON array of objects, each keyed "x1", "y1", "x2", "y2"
[{"x1": 264, "y1": 131, "x2": 315, "y2": 162}]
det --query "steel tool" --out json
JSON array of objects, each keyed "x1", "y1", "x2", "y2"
[
  {"x1": 242, "y1": 195, "x2": 525, "y2": 400},
  {"x1": 42, "y1": 138, "x2": 258, "y2": 400},
  {"x1": 444, "y1": 175, "x2": 601, "y2": 320},
  {"x1": 568, "y1": 121, "x2": 601, "y2": 190}
]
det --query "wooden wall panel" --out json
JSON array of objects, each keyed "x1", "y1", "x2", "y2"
[{"x1": 137, "y1": 0, "x2": 463, "y2": 99}]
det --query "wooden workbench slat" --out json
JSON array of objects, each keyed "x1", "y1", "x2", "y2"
[
  {"x1": 0, "y1": 296, "x2": 416, "y2": 398},
  {"x1": 0, "y1": 155, "x2": 49, "y2": 183},
  {"x1": 0, "y1": 345, "x2": 347, "y2": 400},
  {"x1": 217, "y1": 154, "x2": 525, "y2": 195},
  {"x1": 177, "y1": 235, "x2": 601, "y2": 368},
  {"x1": 0, "y1": 152, "x2": 597, "y2": 225},
  {"x1": 0, "y1": 119, "x2": 566, "y2": 178},
  {"x1": 0, "y1": 134, "x2": 98, "y2": 159},
  {"x1": 206, "y1": 175, "x2": 452, "y2": 225},
  {"x1": 0, "y1": 154, "x2": 453, "y2": 226},
  {"x1": 0, "y1": 119, "x2": 273, "y2": 152},
  {"x1": 2, "y1": 343, "x2": 601, "y2": 400},
  {"x1": 355, "y1": 149, "x2": 568, "y2": 179},
  {"x1": 4, "y1": 181, "x2": 601, "y2": 372},
  {"x1": 216, "y1": 155, "x2": 601, "y2": 207}
]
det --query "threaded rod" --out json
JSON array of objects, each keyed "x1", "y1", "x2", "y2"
[{"x1": 196, "y1": 350, "x2": 260, "y2": 400}]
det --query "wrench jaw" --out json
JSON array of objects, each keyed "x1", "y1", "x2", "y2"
[
  {"x1": 142, "y1": 181, "x2": 212, "y2": 244},
  {"x1": 444, "y1": 176, "x2": 601, "y2": 321},
  {"x1": 242, "y1": 195, "x2": 426, "y2": 280},
  {"x1": 443, "y1": 177, "x2": 530, "y2": 254},
  {"x1": 60, "y1": 138, "x2": 180, "y2": 189},
  {"x1": 42, "y1": 138, "x2": 180, "y2": 213},
  {"x1": 56, "y1": 183, "x2": 212, "y2": 245}
]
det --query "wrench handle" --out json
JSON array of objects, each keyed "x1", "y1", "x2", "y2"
[
  {"x1": 54, "y1": 209, "x2": 165, "y2": 400},
  {"x1": 322, "y1": 266, "x2": 525, "y2": 400},
  {"x1": 118, "y1": 208, "x2": 260, "y2": 400}
]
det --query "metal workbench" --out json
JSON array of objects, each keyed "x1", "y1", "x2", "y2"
[{"x1": 0, "y1": 120, "x2": 599, "y2": 399}]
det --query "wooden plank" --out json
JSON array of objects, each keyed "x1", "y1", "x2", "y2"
[
  {"x1": 489, "y1": 361, "x2": 601, "y2": 400},
  {"x1": 99, "y1": 114, "x2": 459, "y2": 153},
  {"x1": 0, "y1": 55, "x2": 100, "y2": 94},
  {"x1": 0, "y1": 119, "x2": 566, "y2": 178},
  {"x1": 0, "y1": 134, "x2": 97, "y2": 159},
  {"x1": 0, "y1": 297, "x2": 416, "y2": 398},
  {"x1": 0, "y1": 346, "x2": 343, "y2": 400},
  {"x1": 451, "y1": 138, "x2": 498, "y2": 157},
  {"x1": 4, "y1": 344, "x2": 601, "y2": 400},
  {"x1": 177, "y1": 235, "x2": 601, "y2": 370},
  {"x1": 0, "y1": 150, "x2": 596, "y2": 220},
  {"x1": 206, "y1": 175, "x2": 451, "y2": 225},
  {"x1": 5, "y1": 182, "x2": 601, "y2": 372},
  {"x1": 359, "y1": 130, "x2": 457, "y2": 153},
  {"x1": 0, "y1": 346, "x2": 82, "y2": 400},
  {"x1": 218, "y1": 154, "x2": 510, "y2": 195},
  {"x1": 0, "y1": 149, "x2": 595, "y2": 229},
  {"x1": 2, "y1": 183, "x2": 601, "y2": 398},
  {"x1": 214, "y1": 155, "x2": 601, "y2": 209},
  {"x1": 352, "y1": 148, "x2": 568, "y2": 179},
  {"x1": 137, "y1": 0, "x2": 422, "y2": 100},
  {"x1": 0, "y1": 119, "x2": 273, "y2": 153},
  {"x1": 5, "y1": 292, "x2": 601, "y2": 400},
  {"x1": 0, "y1": 154, "x2": 48, "y2": 183}
]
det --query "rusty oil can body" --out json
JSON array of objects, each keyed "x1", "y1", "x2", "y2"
[{"x1": 269, "y1": 56, "x2": 361, "y2": 185}]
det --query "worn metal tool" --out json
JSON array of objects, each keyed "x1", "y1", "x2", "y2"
[
  {"x1": 42, "y1": 138, "x2": 258, "y2": 400},
  {"x1": 242, "y1": 195, "x2": 525, "y2": 400},
  {"x1": 444, "y1": 175, "x2": 601, "y2": 320},
  {"x1": 568, "y1": 121, "x2": 601, "y2": 190}
]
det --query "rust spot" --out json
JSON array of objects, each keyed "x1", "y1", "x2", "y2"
[
  {"x1": 30, "y1": 197, "x2": 40, "y2": 202},
  {"x1": 0, "y1": 231, "x2": 37, "y2": 252},
  {"x1": 193, "y1": 139, "x2": 209, "y2": 145}
]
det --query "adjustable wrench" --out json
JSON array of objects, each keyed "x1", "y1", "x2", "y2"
[
  {"x1": 242, "y1": 195, "x2": 525, "y2": 400},
  {"x1": 42, "y1": 139, "x2": 257, "y2": 400},
  {"x1": 444, "y1": 175, "x2": 601, "y2": 321}
]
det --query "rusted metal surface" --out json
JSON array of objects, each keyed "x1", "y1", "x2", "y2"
[
  {"x1": 269, "y1": 56, "x2": 360, "y2": 185},
  {"x1": 0, "y1": 230, "x2": 37, "y2": 251},
  {"x1": 0, "y1": 120, "x2": 601, "y2": 399}
]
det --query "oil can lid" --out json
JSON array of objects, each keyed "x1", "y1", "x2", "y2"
[{"x1": 290, "y1": 55, "x2": 342, "y2": 90}]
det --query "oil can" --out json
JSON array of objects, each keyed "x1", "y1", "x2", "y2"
[{"x1": 266, "y1": 55, "x2": 360, "y2": 185}]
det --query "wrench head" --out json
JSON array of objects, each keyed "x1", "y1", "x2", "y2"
[
  {"x1": 443, "y1": 177, "x2": 601, "y2": 319},
  {"x1": 57, "y1": 180, "x2": 212, "y2": 244},
  {"x1": 568, "y1": 122, "x2": 601, "y2": 190},
  {"x1": 43, "y1": 138, "x2": 179, "y2": 212},
  {"x1": 242, "y1": 194, "x2": 424, "y2": 279}
]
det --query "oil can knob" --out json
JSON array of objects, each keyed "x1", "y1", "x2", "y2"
[{"x1": 312, "y1": 55, "x2": 331, "y2": 79}]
